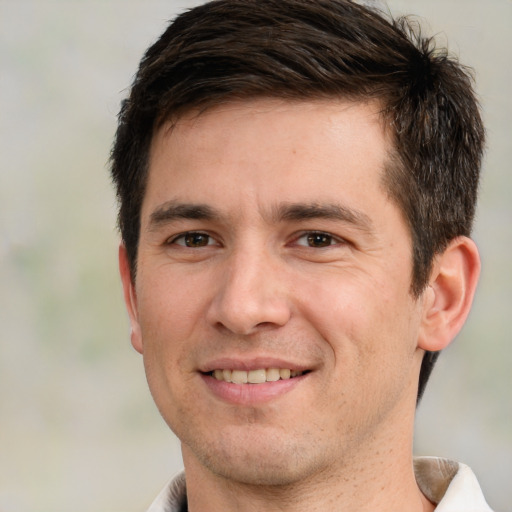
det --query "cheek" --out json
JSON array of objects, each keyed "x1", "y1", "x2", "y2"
[
  {"x1": 298, "y1": 271, "x2": 386, "y2": 339},
  {"x1": 137, "y1": 269, "x2": 208, "y2": 345},
  {"x1": 136, "y1": 275, "x2": 206, "y2": 426},
  {"x1": 300, "y1": 269, "x2": 419, "y2": 372}
]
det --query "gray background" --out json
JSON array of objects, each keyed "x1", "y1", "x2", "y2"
[{"x1": 1, "y1": 1, "x2": 510, "y2": 510}]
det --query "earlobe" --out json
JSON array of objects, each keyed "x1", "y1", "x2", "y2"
[
  {"x1": 418, "y1": 237, "x2": 480, "y2": 352},
  {"x1": 119, "y1": 244, "x2": 144, "y2": 354}
]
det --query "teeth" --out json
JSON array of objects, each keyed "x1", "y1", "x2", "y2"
[
  {"x1": 211, "y1": 368, "x2": 304, "y2": 384},
  {"x1": 279, "y1": 369, "x2": 291, "y2": 380},
  {"x1": 231, "y1": 370, "x2": 248, "y2": 384},
  {"x1": 248, "y1": 369, "x2": 266, "y2": 384},
  {"x1": 266, "y1": 368, "x2": 280, "y2": 382}
]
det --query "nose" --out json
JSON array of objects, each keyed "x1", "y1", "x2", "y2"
[{"x1": 206, "y1": 246, "x2": 292, "y2": 336}]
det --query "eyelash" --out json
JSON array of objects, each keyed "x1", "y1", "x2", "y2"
[
  {"x1": 293, "y1": 231, "x2": 345, "y2": 248},
  {"x1": 167, "y1": 231, "x2": 218, "y2": 248},
  {"x1": 167, "y1": 230, "x2": 345, "y2": 249}
]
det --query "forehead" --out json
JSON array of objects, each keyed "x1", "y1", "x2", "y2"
[
  {"x1": 154, "y1": 98, "x2": 389, "y2": 153},
  {"x1": 140, "y1": 99, "x2": 404, "y2": 239},
  {"x1": 150, "y1": 98, "x2": 391, "y2": 182}
]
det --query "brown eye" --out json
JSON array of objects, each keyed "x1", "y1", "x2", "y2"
[
  {"x1": 306, "y1": 232, "x2": 334, "y2": 248},
  {"x1": 173, "y1": 232, "x2": 214, "y2": 247},
  {"x1": 185, "y1": 233, "x2": 210, "y2": 247}
]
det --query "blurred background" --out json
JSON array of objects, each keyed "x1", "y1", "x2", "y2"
[{"x1": 0, "y1": 1, "x2": 510, "y2": 510}]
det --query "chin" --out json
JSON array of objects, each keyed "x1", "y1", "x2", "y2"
[
  {"x1": 183, "y1": 428, "x2": 329, "y2": 488},
  {"x1": 203, "y1": 455, "x2": 311, "y2": 487}
]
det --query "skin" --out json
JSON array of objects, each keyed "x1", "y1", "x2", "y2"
[{"x1": 119, "y1": 98, "x2": 480, "y2": 511}]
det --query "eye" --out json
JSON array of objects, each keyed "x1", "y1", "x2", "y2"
[
  {"x1": 295, "y1": 231, "x2": 340, "y2": 248},
  {"x1": 170, "y1": 232, "x2": 217, "y2": 248}
]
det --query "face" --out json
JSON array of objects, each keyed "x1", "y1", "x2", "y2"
[{"x1": 121, "y1": 99, "x2": 428, "y2": 486}]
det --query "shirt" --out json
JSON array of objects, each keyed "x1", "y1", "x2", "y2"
[{"x1": 146, "y1": 457, "x2": 493, "y2": 512}]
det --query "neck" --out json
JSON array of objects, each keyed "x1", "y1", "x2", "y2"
[{"x1": 182, "y1": 425, "x2": 434, "y2": 512}]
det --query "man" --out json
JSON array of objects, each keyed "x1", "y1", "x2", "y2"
[{"x1": 110, "y1": 0, "x2": 491, "y2": 510}]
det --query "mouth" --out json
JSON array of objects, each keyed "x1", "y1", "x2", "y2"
[
  {"x1": 201, "y1": 363, "x2": 311, "y2": 404},
  {"x1": 208, "y1": 368, "x2": 308, "y2": 384}
]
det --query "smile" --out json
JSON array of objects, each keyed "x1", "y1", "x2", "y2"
[{"x1": 210, "y1": 368, "x2": 306, "y2": 384}]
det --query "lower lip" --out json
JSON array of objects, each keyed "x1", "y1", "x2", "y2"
[{"x1": 201, "y1": 373, "x2": 307, "y2": 405}]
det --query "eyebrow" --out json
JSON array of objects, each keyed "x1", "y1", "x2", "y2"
[
  {"x1": 148, "y1": 201, "x2": 220, "y2": 230},
  {"x1": 148, "y1": 200, "x2": 374, "y2": 233},
  {"x1": 274, "y1": 202, "x2": 374, "y2": 233}
]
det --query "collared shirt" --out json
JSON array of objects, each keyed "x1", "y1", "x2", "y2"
[{"x1": 146, "y1": 457, "x2": 493, "y2": 512}]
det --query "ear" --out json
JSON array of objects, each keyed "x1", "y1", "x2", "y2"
[
  {"x1": 418, "y1": 236, "x2": 480, "y2": 352},
  {"x1": 119, "y1": 243, "x2": 144, "y2": 354}
]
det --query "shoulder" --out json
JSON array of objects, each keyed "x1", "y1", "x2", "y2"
[
  {"x1": 146, "y1": 471, "x2": 187, "y2": 512},
  {"x1": 414, "y1": 457, "x2": 493, "y2": 511}
]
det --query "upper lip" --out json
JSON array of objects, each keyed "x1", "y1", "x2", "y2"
[{"x1": 199, "y1": 357, "x2": 311, "y2": 373}]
